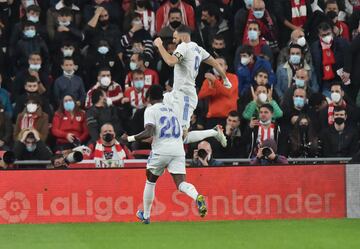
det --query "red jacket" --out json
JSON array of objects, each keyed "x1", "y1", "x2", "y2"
[
  {"x1": 156, "y1": 1, "x2": 195, "y2": 33},
  {"x1": 51, "y1": 111, "x2": 89, "y2": 145},
  {"x1": 198, "y1": 73, "x2": 239, "y2": 118},
  {"x1": 125, "y1": 69, "x2": 159, "y2": 89}
]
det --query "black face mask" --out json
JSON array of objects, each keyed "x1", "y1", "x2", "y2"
[
  {"x1": 334, "y1": 117, "x2": 345, "y2": 125},
  {"x1": 299, "y1": 124, "x2": 308, "y2": 134},
  {"x1": 103, "y1": 133, "x2": 114, "y2": 143},
  {"x1": 170, "y1": 20, "x2": 181, "y2": 29},
  {"x1": 326, "y1": 11, "x2": 338, "y2": 20},
  {"x1": 99, "y1": 19, "x2": 109, "y2": 27},
  {"x1": 213, "y1": 48, "x2": 225, "y2": 55}
]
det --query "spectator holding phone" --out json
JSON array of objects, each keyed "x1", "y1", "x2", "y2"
[
  {"x1": 250, "y1": 139, "x2": 288, "y2": 165},
  {"x1": 190, "y1": 140, "x2": 223, "y2": 167},
  {"x1": 51, "y1": 95, "x2": 89, "y2": 152}
]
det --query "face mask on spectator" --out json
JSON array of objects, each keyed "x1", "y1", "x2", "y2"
[
  {"x1": 248, "y1": 30, "x2": 258, "y2": 41},
  {"x1": 24, "y1": 29, "x2": 36, "y2": 38},
  {"x1": 297, "y1": 37, "x2": 306, "y2": 47},
  {"x1": 130, "y1": 62, "x2": 138, "y2": 71},
  {"x1": 100, "y1": 76, "x2": 111, "y2": 87},
  {"x1": 289, "y1": 54, "x2": 301, "y2": 64},
  {"x1": 29, "y1": 64, "x2": 41, "y2": 71},
  {"x1": 326, "y1": 11, "x2": 338, "y2": 21},
  {"x1": 258, "y1": 93, "x2": 267, "y2": 103},
  {"x1": 294, "y1": 97, "x2": 305, "y2": 108},
  {"x1": 63, "y1": 48, "x2": 74, "y2": 57},
  {"x1": 103, "y1": 133, "x2": 114, "y2": 143},
  {"x1": 244, "y1": 0, "x2": 254, "y2": 8},
  {"x1": 59, "y1": 20, "x2": 71, "y2": 27},
  {"x1": 321, "y1": 34, "x2": 333, "y2": 44},
  {"x1": 170, "y1": 20, "x2": 181, "y2": 29},
  {"x1": 98, "y1": 46, "x2": 109, "y2": 55},
  {"x1": 334, "y1": 117, "x2": 345, "y2": 125},
  {"x1": 259, "y1": 119, "x2": 271, "y2": 125},
  {"x1": 253, "y1": 10, "x2": 264, "y2": 19},
  {"x1": 25, "y1": 0, "x2": 35, "y2": 7},
  {"x1": 214, "y1": 48, "x2": 225, "y2": 55},
  {"x1": 26, "y1": 144, "x2": 36, "y2": 152},
  {"x1": 64, "y1": 100, "x2": 75, "y2": 112},
  {"x1": 63, "y1": 69, "x2": 75, "y2": 77},
  {"x1": 27, "y1": 15, "x2": 39, "y2": 23},
  {"x1": 331, "y1": 92, "x2": 341, "y2": 103},
  {"x1": 134, "y1": 80, "x2": 145, "y2": 90},
  {"x1": 241, "y1": 56, "x2": 250, "y2": 66},
  {"x1": 26, "y1": 103, "x2": 38, "y2": 113},
  {"x1": 295, "y1": 78, "x2": 305, "y2": 88}
]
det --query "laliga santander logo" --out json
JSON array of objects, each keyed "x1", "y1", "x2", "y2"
[{"x1": 0, "y1": 191, "x2": 30, "y2": 223}]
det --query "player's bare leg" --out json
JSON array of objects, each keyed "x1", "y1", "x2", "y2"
[
  {"x1": 171, "y1": 174, "x2": 207, "y2": 218},
  {"x1": 183, "y1": 125, "x2": 227, "y2": 147},
  {"x1": 137, "y1": 170, "x2": 159, "y2": 224}
]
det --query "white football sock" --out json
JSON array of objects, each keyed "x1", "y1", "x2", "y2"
[
  {"x1": 143, "y1": 180, "x2": 156, "y2": 219},
  {"x1": 178, "y1": 181, "x2": 199, "y2": 201},
  {"x1": 183, "y1": 130, "x2": 217, "y2": 144}
]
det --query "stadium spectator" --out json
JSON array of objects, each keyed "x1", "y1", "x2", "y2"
[
  {"x1": 274, "y1": 0, "x2": 313, "y2": 46},
  {"x1": 250, "y1": 138, "x2": 288, "y2": 165},
  {"x1": 242, "y1": 85, "x2": 283, "y2": 121},
  {"x1": 86, "y1": 89, "x2": 123, "y2": 144},
  {"x1": 132, "y1": 0, "x2": 156, "y2": 37},
  {"x1": 198, "y1": 57, "x2": 238, "y2": 128},
  {"x1": 311, "y1": 22, "x2": 349, "y2": 96},
  {"x1": 11, "y1": 20, "x2": 49, "y2": 74},
  {"x1": 124, "y1": 70, "x2": 148, "y2": 115},
  {"x1": 320, "y1": 106, "x2": 359, "y2": 157},
  {"x1": 156, "y1": 0, "x2": 195, "y2": 33},
  {"x1": 236, "y1": 21, "x2": 273, "y2": 62},
  {"x1": 277, "y1": 29, "x2": 313, "y2": 66},
  {"x1": 13, "y1": 75, "x2": 52, "y2": 121},
  {"x1": 158, "y1": 7, "x2": 187, "y2": 40},
  {"x1": 197, "y1": 3, "x2": 231, "y2": 52},
  {"x1": 275, "y1": 44, "x2": 318, "y2": 99},
  {"x1": 222, "y1": 111, "x2": 247, "y2": 158},
  {"x1": 82, "y1": 0, "x2": 121, "y2": 25},
  {"x1": 53, "y1": 57, "x2": 86, "y2": 107},
  {"x1": 84, "y1": 6, "x2": 122, "y2": 51},
  {"x1": 236, "y1": 45, "x2": 276, "y2": 96},
  {"x1": 243, "y1": 104, "x2": 282, "y2": 157},
  {"x1": 285, "y1": 114, "x2": 320, "y2": 157},
  {"x1": 13, "y1": 128, "x2": 52, "y2": 169},
  {"x1": 190, "y1": 140, "x2": 223, "y2": 167},
  {"x1": 124, "y1": 53, "x2": 159, "y2": 89},
  {"x1": 209, "y1": 35, "x2": 232, "y2": 69},
  {"x1": 12, "y1": 52, "x2": 49, "y2": 99},
  {"x1": 14, "y1": 96, "x2": 49, "y2": 142},
  {"x1": 0, "y1": 103, "x2": 12, "y2": 151},
  {"x1": 325, "y1": 0, "x2": 350, "y2": 41},
  {"x1": 88, "y1": 123, "x2": 133, "y2": 167},
  {"x1": 85, "y1": 68, "x2": 124, "y2": 109},
  {"x1": 51, "y1": 94, "x2": 89, "y2": 151},
  {"x1": 119, "y1": 13, "x2": 154, "y2": 63},
  {"x1": 0, "y1": 75, "x2": 13, "y2": 118}
]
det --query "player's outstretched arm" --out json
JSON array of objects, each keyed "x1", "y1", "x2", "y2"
[
  {"x1": 154, "y1": 37, "x2": 179, "y2": 67},
  {"x1": 122, "y1": 124, "x2": 155, "y2": 143},
  {"x1": 203, "y1": 56, "x2": 232, "y2": 89}
]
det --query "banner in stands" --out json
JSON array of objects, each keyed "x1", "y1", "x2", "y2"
[{"x1": 0, "y1": 165, "x2": 345, "y2": 224}]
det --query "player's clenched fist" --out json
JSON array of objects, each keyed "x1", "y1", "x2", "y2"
[{"x1": 153, "y1": 37, "x2": 163, "y2": 48}]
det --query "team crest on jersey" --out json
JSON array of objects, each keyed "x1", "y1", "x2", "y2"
[{"x1": 76, "y1": 116, "x2": 82, "y2": 122}]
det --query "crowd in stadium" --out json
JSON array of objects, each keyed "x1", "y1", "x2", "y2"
[{"x1": 0, "y1": 0, "x2": 360, "y2": 167}]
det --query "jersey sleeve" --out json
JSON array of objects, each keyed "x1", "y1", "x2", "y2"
[
  {"x1": 173, "y1": 43, "x2": 186, "y2": 62},
  {"x1": 200, "y1": 46, "x2": 210, "y2": 61},
  {"x1": 144, "y1": 107, "x2": 156, "y2": 128}
]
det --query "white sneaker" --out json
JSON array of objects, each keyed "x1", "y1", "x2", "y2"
[
  {"x1": 223, "y1": 77, "x2": 232, "y2": 89},
  {"x1": 214, "y1": 125, "x2": 227, "y2": 148}
]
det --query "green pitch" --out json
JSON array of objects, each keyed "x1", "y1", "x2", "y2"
[{"x1": 1, "y1": 219, "x2": 360, "y2": 249}]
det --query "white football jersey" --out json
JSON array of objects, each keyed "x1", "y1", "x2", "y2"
[
  {"x1": 144, "y1": 102, "x2": 185, "y2": 156},
  {"x1": 173, "y1": 41, "x2": 210, "y2": 92}
]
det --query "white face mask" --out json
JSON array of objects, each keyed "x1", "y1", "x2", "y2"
[
  {"x1": 26, "y1": 103, "x2": 37, "y2": 113},
  {"x1": 64, "y1": 70, "x2": 75, "y2": 76},
  {"x1": 297, "y1": 37, "x2": 306, "y2": 47},
  {"x1": 63, "y1": 48, "x2": 74, "y2": 57},
  {"x1": 258, "y1": 93, "x2": 267, "y2": 103},
  {"x1": 321, "y1": 34, "x2": 333, "y2": 44},
  {"x1": 331, "y1": 92, "x2": 341, "y2": 103},
  {"x1": 100, "y1": 76, "x2": 111, "y2": 87},
  {"x1": 29, "y1": 64, "x2": 41, "y2": 71},
  {"x1": 260, "y1": 119, "x2": 271, "y2": 125},
  {"x1": 241, "y1": 56, "x2": 250, "y2": 66}
]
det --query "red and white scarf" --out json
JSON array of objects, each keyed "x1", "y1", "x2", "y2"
[
  {"x1": 291, "y1": 0, "x2": 307, "y2": 27},
  {"x1": 20, "y1": 114, "x2": 37, "y2": 130},
  {"x1": 94, "y1": 140, "x2": 126, "y2": 168},
  {"x1": 328, "y1": 101, "x2": 347, "y2": 125},
  {"x1": 257, "y1": 123, "x2": 275, "y2": 144},
  {"x1": 320, "y1": 40, "x2": 336, "y2": 80},
  {"x1": 129, "y1": 88, "x2": 147, "y2": 110}
]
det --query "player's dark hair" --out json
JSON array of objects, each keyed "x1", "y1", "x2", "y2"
[
  {"x1": 148, "y1": 85, "x2": 164, "y2": 101},
  {"x1": 176, "y1": 25, "x2": 191, "y2": 35},
  {"x1": 260, "y1": 103, "x2": 274, "y2": 113}
]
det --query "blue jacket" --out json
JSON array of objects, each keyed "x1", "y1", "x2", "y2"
[
  {"x1": 310, "y1": 37, "x2": 349, "y2": 89},
  {"x1": 0, "y1": 89, "x2": 13, "y2": 118},
  {"x1": 236, "y1": 56, "x2": 276, "y2": 96}
]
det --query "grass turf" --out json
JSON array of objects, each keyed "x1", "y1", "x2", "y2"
[{"x1": 1, "y1": 219, "x2": 360, "y2": 249}]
